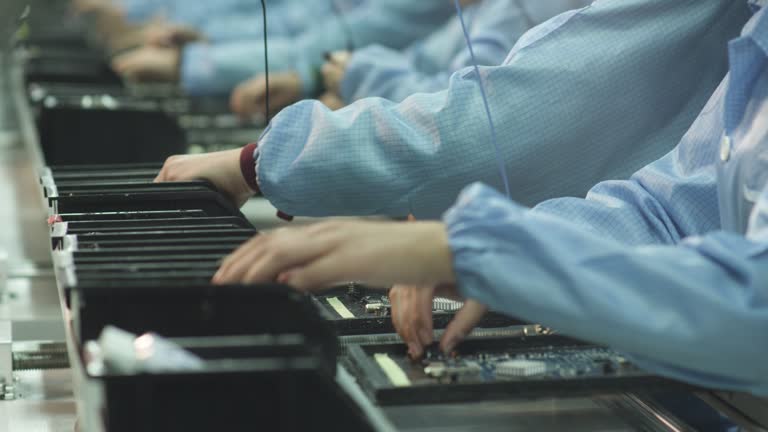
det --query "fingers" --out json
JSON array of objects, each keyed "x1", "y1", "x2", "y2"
[
  {"x1": 389, "y1": 287, "x2": 409, "y2": 346},
  {"x1": 146, "y1": 29, "x2": 173, "y2": 47},
  {"x1": 112, "y1": 52, "x2": 151, "y2": 81},
  {"x1": 415, "y1": 287, "x2": 435, "y2": 349},
  {"x1": 213, "y1": 235, "x2": 267, "y2": 284},
  {"x1": 440, "y1": 300, "x2": 487, "y2": 353},
  {"x1": 153, "y1": 155, "x2": 177, "y2": 182},
  {"x1": 318, "y1": 92, "x2": 344, "y2": 110},
  {"x1": 111, "y1": 47, "x2": 178, "y2": 82},
  {"x1": 390, "y1": 285, "x2": 435, "y2": 359},
  {"x1": 321, "y1": 62, "x2": 344, "y2": 94},
  {"x1": 277, "y1": 254, "x2": 344, "y2": 291},
  {"x1": 213, "y1": 227, "x2": 337, "y2": 286},
  {"x1": 400, "y1": 288, "x2": 424, "y2": 358},
  {"x1": 230, "y1": 84, "x2": 245, "y2": 115},
  {"x1": 111, "y1": 53, "x2": 136, "y2": 77},
  {"x1": 230, "y1": 77, "x2": 266, "y2": 118}
]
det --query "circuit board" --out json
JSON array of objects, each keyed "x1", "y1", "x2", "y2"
[
  {"x1": 313, "y1": 284, "x2": 523, "y2": 335},
  {"x1": 397, "y1": 344, "x2": 637, "y2": 385},
  {"x1": 344, "y1": 335, "x2": 694, "y2": 405}
]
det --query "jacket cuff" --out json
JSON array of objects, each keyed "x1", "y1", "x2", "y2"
[{"x1": 239, "y1": 143, "x2": 260, "y2": 194}]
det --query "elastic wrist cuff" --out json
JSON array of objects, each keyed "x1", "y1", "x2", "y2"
[{"x1": 239, "y1": 142, "x2": 260, "y2": 193}]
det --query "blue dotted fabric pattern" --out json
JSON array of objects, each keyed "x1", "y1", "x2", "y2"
[
  {"x1": 443, "y1": 1, "x2": 768, "y2": 396},
  {"x1": 256, "y1": 0, "x2": 749, "y2": 219}
]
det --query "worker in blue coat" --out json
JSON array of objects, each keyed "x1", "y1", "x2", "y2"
[
  {"x1": 156, "y1": 0, "x2": 747, "y2": 220},
  {"x1": 71, "y1": 0, "x2": 298, "y2": 51},
  {"x1": 229, "y1": 0, "x2": 592, "y2": 117},
  {"x1": 111, "y1": 0, "x2": 456, "y2": 96},
  {"x1": 204, "y1": 0, "x2": 768, "y2": 396}
]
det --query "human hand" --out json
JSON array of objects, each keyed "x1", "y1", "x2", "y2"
[
  {"x1": 230, "y1": 72, "x2": 302, "y2": 119},
  {"x1": 154, "y1": 148, "x2": 255, "y2": 207},
  {"x1": 112, "y1": 46, "x2": 180, "y2": 82},
  {"x1": 390, "y1": 284, "x2": 440, "y2": 359},
  {"x1": 143, "y1": 22, "x2": 202, "y2": 47},
  {"x1": 212, "y1": 220, "x2": 455, "y2": 289},
  {"x1": 72, "y1": 0, "x2": 122, "y2": 17},
  {"x1": 391, "y1": 283, "x2": 480, "y2": 358},
  {"x1": 440, "y1": 300, "x2": 488, "y2": 353},
  {"x1": 321, "y1": 51, "x2": 351, "y2": 95},
  {"x1": 319, "y1": 91, "x2": 345, "y2": 110}
]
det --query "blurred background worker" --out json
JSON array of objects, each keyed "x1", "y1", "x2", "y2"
[
  {"x1": 205, "y1": 0, "x2": 768, "y2": 398},
  {"x1": 72, "y1": 0, "x2": 305, "y2": 53},
  {"x1": 230, "y1": 0, "x2": 593, "y2": 117},
  {"x1": 108, "y1": 0, "x2": 460, "y2": 96},
  {"x1": 155, "y1": 0, "x2": 747, "y2": 221}
]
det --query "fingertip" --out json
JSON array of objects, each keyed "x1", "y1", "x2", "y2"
[
  {"x1": 276, "y1": 271, "x2": 291, "y2": 285},
  {"x1": 407, "y1": 343, "x2": 423, "y2": 360},
  {"x1": 285, "y1": 273, "x2": 312, "y2": 292},
  {"x1": 439, "y1": 334, "x2": 459, "y2": 354},
  {"x1": 211, "y1": 272, "x2": 222, "y2": 285},
  {"x1": 418, "y1": 328, "x2": 433, "y2": 347}
]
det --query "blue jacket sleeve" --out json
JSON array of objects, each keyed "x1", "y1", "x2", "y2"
[
  {"x1": 180, "y1": 0, "x2": 454, "y2": 96},
  {"x1": 255, "y1": 0, "x2": 749, "y2": 218},
  {"x1": 199, "y1": 1, "x2": 337, "y2": 43},
  {"x1": 165, "y1": 0, "x2": 262, "y2": 27},
  {"x1": 530, "y1": 76, "x2": 730, "y2": 246},
  {"x1": 293, "y1": 0, "x2": 456, "y2": 96},
  {"x1": 118, "y1": 0, "x2": 164, "y2": 23},
  {"x1": 444, "y1": 182, "x2": 768, "y2": 396},
  {"x1": 340, "y1": 0, "x2": 532, "y2": 104},
  {"x1": 180, "y1": 39, "x2": 300, "y2": 96}
]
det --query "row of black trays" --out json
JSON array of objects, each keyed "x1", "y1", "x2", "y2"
[{"x1": 41, "y1": 163, "x2": 376, "y2": 431}]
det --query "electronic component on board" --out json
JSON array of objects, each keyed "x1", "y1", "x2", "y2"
[{"x1": 495, "y1": 359, "x2": 547, "y2": 378}]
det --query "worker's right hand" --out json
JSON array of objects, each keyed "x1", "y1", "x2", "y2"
[
  {"x1": 230, "y1": 73, "x2": 303, "y2": 120},
  {"x1": 390, "y1": 284, "x2": 488, "y2": 358},
  {"x1": 143, "y1": 23, "x2": 203, "y2": 47},
  {"x1": 154, "y1": 148, "x2": 255, "y2": 207}
]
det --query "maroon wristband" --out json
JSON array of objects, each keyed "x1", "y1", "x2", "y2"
[
  {"x1": 239, "y1": 142, "x2": 260, "y2": 194},
  {"x1": 239, "y1": 142, "x2": 295, "y2": 222}
]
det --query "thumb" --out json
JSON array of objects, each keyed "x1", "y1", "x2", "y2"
[{"x1": 440, "y1": 300, "x2": 487, "y2": 353}]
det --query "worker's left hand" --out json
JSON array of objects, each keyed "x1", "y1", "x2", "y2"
[
  {"x1": 155, "y1": 148, "x2": 254, "y2": 207},
  {"x1": 440, "y1": 300, "x2": 488, "y2": 353},
  {"x1": 321, "y1": 51, "x2": 351, "y2": 95},
  {"x1": 112, "y1": 46, "x2": 180, "y2": 82},
  {"x1": 230, "y1": 72, "x2": 303, "y2": 119},
  {"x1": 212, "y1": 220, "x2": 456, "y2": 289}
]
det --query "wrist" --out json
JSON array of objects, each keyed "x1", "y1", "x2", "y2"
[{"x1": 413, "y1": 222, "x2": 455, "y2": 285}]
